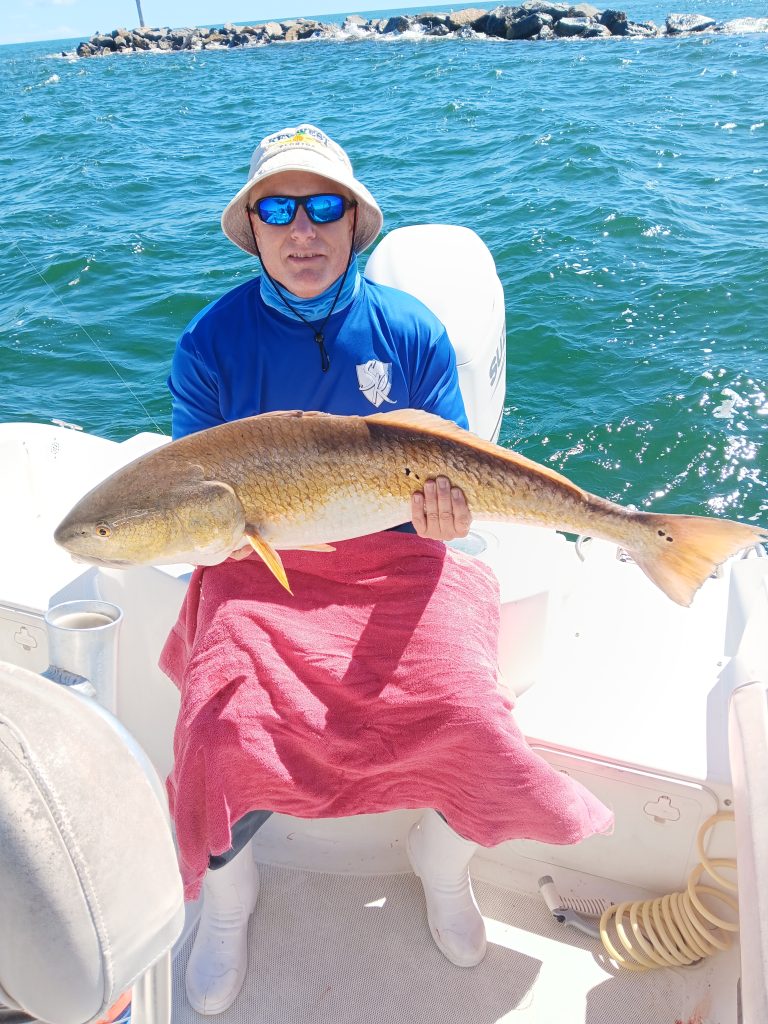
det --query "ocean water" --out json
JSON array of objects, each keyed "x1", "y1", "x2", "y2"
[{"x1": 1, "y1": 2, "x2": 766, "y2": 521}]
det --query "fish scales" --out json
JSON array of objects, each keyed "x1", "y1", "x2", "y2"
[
  {"x1": 225, "y1": 413, "x2": 411, "y2": 541},
  {"x1": 187, "y1": 412, "x2": 602, "y2": 543}
]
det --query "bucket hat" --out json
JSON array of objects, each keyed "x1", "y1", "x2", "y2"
[{"x1": 221, "y1": 124, "x2": 383, "y2": 256}]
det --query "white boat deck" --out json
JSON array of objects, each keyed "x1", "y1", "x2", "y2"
[{"x1": 170, "y1": 858, "x2": 739, "y2": 1024}]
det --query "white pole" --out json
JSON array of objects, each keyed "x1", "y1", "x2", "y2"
[{"x1": 135, "y1": 0, "x2": 146, "y2": 27}]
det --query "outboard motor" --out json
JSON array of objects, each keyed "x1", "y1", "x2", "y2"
[{"x1": 365, "y1": 225, "x2": 506, "y2": 443}]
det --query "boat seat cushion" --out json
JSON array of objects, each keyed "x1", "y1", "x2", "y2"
[{"x1": 0, "y1": 661, "x2": 184, "y2": 1024}]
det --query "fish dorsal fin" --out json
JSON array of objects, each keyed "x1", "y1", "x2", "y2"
[
  {"x1": 249, "y1": 410, "x2": 343, "y2": 424},
  {"x1": 365, "y1": 409, "x2": 586, "y2": 497},
  {"x1": 365, "y1": 409, "x2": 456, "y2": 432},
  {"x1": 255, "y1": 409, "x2": 310, "y2": 420}
]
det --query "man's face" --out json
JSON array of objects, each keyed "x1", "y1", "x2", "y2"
[{"x1": 248, "y1": 171, "x2": 355, "y2": 299}]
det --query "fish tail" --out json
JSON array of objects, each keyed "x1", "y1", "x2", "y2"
[{"x1": 627, "y1": 513, "x2": 767, "y2": 607}]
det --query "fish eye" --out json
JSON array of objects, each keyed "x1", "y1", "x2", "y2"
[{"x1": 96, "y1": 523, "x2": 111, "y2": 538}]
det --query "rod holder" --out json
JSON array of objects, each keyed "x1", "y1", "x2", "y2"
[{"x1": 42, "y1": 600, "x2": 123, "y2": 715}]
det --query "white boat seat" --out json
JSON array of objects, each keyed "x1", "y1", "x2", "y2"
[
  {"x1": 728, "y1": 677, "x2": 768, "y2": 1024},
  {"x1": 0, "y1": 661, "x2": 185, "y2": 1024}
]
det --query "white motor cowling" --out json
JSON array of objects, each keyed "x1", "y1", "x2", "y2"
[
  {"x1": 365, "y1": 225, "x2": 506, "y2": 442},
  {"x1": 0, "y1": 661, "x2": 184, "y2": 1024}
]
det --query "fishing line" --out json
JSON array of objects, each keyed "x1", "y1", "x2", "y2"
[{"x1": 12, "y1": 241, "x2": 164, "y2": 433}]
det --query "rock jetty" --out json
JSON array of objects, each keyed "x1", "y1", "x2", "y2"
[{"x1": 67, "y1": 7, "x2": 768, "y2": 57}]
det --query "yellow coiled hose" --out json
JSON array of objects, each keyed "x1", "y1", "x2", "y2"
[{"x1": 599, "y1": 812, "x2": 738, "y2": 971}]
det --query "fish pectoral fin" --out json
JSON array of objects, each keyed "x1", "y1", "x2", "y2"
[{"x1": 244, "y1": 528, "x2": 293, "y2": 595}]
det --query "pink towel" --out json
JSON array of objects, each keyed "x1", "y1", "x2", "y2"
[{"x1": 160, "y1": 532, "x2": 613, "y2": 899}]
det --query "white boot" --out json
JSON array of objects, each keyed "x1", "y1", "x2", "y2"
[
  {"x1": 185, "y1": 845, "x2": 259, "y2": 1014},
  {"x1": 406, "y1": 809, "x2": 487, "y2": 967}
]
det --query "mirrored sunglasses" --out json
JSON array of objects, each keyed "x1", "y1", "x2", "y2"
[{"x1": 251, "y1": 193, "x2": 356, "y2": 226}]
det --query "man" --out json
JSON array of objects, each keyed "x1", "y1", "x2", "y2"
[
  {"x1": 164, "y1": 124, "x2": 612, "y2": 1014},
  {"x1": 169, "y1": 124, "x2": 471, "y2": 543}
]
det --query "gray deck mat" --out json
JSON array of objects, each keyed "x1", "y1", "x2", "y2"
[{"x1": 171, "y1": 864, "x2": 725, "y2": 1024}]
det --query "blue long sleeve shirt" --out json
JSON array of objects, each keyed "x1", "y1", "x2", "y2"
[{"x1": 168, "y1": 275, "x2": 467, "y2": 439}]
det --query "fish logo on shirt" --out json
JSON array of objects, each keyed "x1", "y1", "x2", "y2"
[{"x1": 356, "y1": 360, "x2": 397, "y2": 408}]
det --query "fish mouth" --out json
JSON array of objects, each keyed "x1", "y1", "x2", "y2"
[{"x1": 66, "y1": 552, "x2": 133, "y2": 569}]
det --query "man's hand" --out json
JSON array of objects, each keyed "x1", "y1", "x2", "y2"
[{"x1": 411, "y1": 476, "x2": 472, "y2": 541}]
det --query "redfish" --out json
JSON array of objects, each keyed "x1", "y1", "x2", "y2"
[{"x1": 54, "y1": 409, "x2": 767, "y2": 605}]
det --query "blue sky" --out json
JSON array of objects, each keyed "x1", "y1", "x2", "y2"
[{"x1": 2, "y1": 0, "x2": 390, "y2": 45}]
